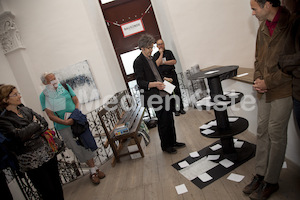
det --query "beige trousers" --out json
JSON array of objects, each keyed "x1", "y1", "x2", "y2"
[{"x1": 255, "y1": 94, "x2": 293, "y2": 184}]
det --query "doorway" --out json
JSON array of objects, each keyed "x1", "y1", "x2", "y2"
[{"x1": 98, "y1": 0, "x2": 161, "y2": 91}]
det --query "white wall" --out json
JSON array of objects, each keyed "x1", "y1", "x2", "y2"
[
  {"x1": 0, "y1": 0, "x2": 126, "y2": 114},
  {"x1": 151, "y1": 0, "x2": 259, "y2": 71},
  {"x1": 0, "y1": 2, "x2": 20, "y2": 95}
]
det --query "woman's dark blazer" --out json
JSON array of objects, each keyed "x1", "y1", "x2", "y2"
[{"x1": 133, "y1": 52, "x2": 164, "y2": 108}]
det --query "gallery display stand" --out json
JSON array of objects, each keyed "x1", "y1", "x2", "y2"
[{"x1": 189, "y1": 65, "x2": 255, "y2": 162}]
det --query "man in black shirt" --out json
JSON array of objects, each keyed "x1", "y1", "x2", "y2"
[{"x1": 153, "y1": 39, "x2": 186, "y2": 116}]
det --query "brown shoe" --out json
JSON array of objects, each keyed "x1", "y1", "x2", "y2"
[
  {"x1": 96, "y1": 169, "x2": 106, "y2": 179},
  {"x1": 90, "y1": 173, "x2": 100, "y2": 185},
  {"x1": 249, "y1": 181, "x2": 279, "y2": 200},
  {"x1": 243, "y1": 175, "x2": 263, "y2": 194}
]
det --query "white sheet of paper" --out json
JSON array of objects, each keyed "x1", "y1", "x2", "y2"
[
  {"x1": 175, "y1": 184, "x2": 188, "y2": 195},
  {"x1": 229, "y1": 117, "x2": 238, "y2": 122},
  {"x1": 178, "y1": 161, "x2": 190, "y2": 168},
  {"x1": 163, "y1": 80, "x2": 176, "y2": 94},
  {"x1": 207, "y1": 155, "x2": 220, "y2": 161},
  {"x1": 199, "y1": 124, "x2": 212, "y2": 129},
  {"x1": 216, "y1": 101, "x2": 231, "y2": 106},
  {"x1": 190, "y1": 151, "x2": 200, "y2": 158},
  {"x1": 227, "y1": 173, "x2": 245, "y2": 182},
  {"x1": 202, "y1": 129, "x2": 215, "y2": 135},
  {"x1": 234, "y1": 141, "x2": 244, "y2": 148},
  {"x1": 236, "y1": 73, "x2": 249, "y2": 77},
  {"x1": 219, "y1": 159, "x2": 234, "y2": 168},
  {"x1": 179, "y1": 157, "x2": 218, "y2": 180},
  {"x1": 210, "y1": 144, "x2": 222, "y2": 151},
  {"x1": 208, "y1": 120, "x2": 217, "y2": 126},
  {"x1": 205, "y1": 70, "x2": 219, "y2": 75},
  {"x1": 233, "y1": 139, "x2": 238, "y2": 143},
  {"x1": 282, "y1": 161, "x2": 287, "y2": 168},
  {"x1": 203, "y1": 96, "x2": 211, "y2": 100},
  {"x1": 198, "y1": 173, "x2": 213, "y2": 182},
  {"x1": 227, "y1": 92, "x2": 240, "y2": 97}
]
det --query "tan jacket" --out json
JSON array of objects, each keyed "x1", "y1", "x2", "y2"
[{"x1": 254, "y1": 7, "x2": 292, "y2": 103}]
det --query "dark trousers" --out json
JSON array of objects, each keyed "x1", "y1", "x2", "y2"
[
  {"x1": 0, "y1": 170, "x2": 13, "y2": 200},
  {"x1": 294, "y1": 98, "x2": 300, "y2": 130},
  {"x1": 155, "y1": 97, "x2": 177, "y2": 149},
  {"x1": 26, "y1": 157, "x2": 64, "y2": 200},
  {"x1": 169, "y1": 71, "x2": 184, "y2": 111}
]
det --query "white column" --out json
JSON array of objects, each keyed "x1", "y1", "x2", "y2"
[{"x1": 0, "y1": 11, "x2": 42, "y2": 113}]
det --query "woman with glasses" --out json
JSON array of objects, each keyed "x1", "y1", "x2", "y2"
[
  {"x1": 0, "y1": 84, "x2": 64, "y2": 200},
  {"x1": 133, "y1": 34, "x2": 186, "y2": 154}
]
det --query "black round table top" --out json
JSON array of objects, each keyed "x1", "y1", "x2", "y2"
[{"x1": 189, "y1": 65, "x2": 239, "y2": 80}]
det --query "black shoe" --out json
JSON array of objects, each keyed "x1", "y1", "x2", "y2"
[
  {"x1": 249, "y1": 181, "x2": 279, "y2": 200},
  {"x1": 175, "y1": 111, "x2": 180, "y2": 116},
  {"x1": 243, "y1": 175, "x2": 264, "y2": 195},
  {"x1": 180, "y1": 110, "x2": 186, "y2": 114},
  {"x1": 173, "y1": 142, "x2": 186, "y2": 148},
  {"x1": 162, "y1": 147, "x2": 177, "y2": 154}
]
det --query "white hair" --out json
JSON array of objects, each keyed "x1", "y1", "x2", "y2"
[{"x1": 40, "y1": 72, "x2": 54, "y2": 84}]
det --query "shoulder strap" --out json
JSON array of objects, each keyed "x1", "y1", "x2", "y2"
[{"x1": 61, "y1": 82, "x2": 69, "y2": 93}]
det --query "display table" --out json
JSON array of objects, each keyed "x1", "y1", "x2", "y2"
[{"x1": 189, "y1": 65, "x2": 255, "y2": 161}]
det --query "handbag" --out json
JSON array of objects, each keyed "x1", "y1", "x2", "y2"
[{"x1": 43, "y1": 129, "x2": 65, "y2": 154}]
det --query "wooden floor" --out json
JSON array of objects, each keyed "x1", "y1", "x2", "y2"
[{"x1": 63, "y1": 108, "x2": 300, "y2": 200}]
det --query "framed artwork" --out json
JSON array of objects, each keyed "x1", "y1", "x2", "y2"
[{"x1": 54, "y1": 60, "x2": 100, "y2": 104}]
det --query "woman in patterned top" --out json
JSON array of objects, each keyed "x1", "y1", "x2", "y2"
[{"x1": 0, "y1": 84, "x2": 64, "y2": 200}]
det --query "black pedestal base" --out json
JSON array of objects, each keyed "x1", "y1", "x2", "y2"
[
  {"x1": 200, "y1": 117, "x2": 252, "y2": 161},
  {"x1": 172, "y1": 139, "x2": 256, "y2": 189},
  {"x1": 206, "y1": 139, "x2": 256, "y2": 162}
]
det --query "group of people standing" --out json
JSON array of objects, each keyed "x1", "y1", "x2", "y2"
[
  {"x1": 0, "y1": 73, "x2": 106, "y2": 199},
  {"x1": 133, "y1": 0, "x2": 299, "y2": 199},
  {"x1": 0, "y1": 0, "x2": 299, "y2": 199}
]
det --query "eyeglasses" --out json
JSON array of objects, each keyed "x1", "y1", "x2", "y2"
[
  {"x1": 9, "y1": 92, "x2": 21, "y2": 97},
  {"x1": 157, "y1": 43, "x2": 164, "y2": 46}
]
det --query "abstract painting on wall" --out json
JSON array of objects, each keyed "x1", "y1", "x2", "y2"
[{"x1": 54, "y1": 60, "x2": 100, "y2": 104}]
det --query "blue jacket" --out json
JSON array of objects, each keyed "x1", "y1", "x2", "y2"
[
  {"x1": 69, "y1": 109, "x2": 98, "y2": 151},
  {"x1": 0, "y1": 132, "x2": 18, "y2": 170}
]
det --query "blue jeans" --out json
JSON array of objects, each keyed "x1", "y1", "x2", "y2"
[{"x1": 294, "y1": 98, "x2": 300, "y2": 130}]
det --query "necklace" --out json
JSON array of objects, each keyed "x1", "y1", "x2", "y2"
[{"x1": 16, "y1": 109, "x2": 22, "y2": 116}]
